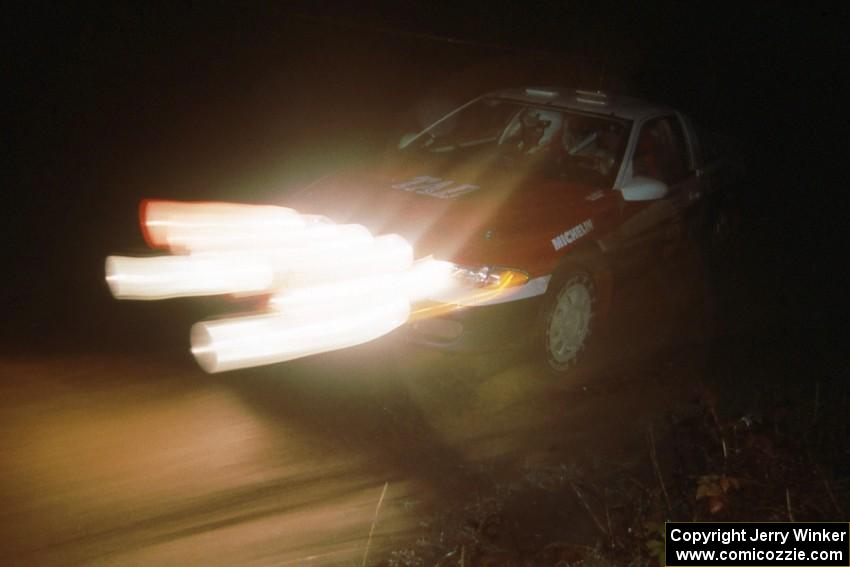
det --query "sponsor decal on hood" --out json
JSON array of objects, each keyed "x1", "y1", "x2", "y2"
[{"x1": 391, "y1": 176, "x2": 479, "y2": 199}]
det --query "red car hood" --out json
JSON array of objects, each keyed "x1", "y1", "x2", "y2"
[{"x1": 287, "y1": 154, "x2": 616, "y2": 277}]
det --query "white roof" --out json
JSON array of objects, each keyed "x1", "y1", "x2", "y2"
[{"x1": 492, "y1": 86, "x2": 673, "y2": 122}]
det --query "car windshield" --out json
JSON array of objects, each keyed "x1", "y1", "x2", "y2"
[{"x1": 403, "y1": 98, "x2": 631, "y2": 187}]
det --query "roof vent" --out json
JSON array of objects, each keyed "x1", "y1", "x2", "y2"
[
  {"x1": 525, "y1": 88, "x2": 558, "y2": 99},
  {"x1": 575, "y1": 89, "x2": 608, "y2": 106}
]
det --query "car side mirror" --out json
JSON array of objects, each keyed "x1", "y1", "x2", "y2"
[
  {"x1": 619, "y1": 176, "x2": 669, "y2": 201},
  {"x1": 398, "y1": 132, "x2": 418, "y2": 149}
]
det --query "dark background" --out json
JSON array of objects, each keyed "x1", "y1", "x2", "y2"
[{"x1": 5, "y1": 1, "x2": 846, "y2": 350}]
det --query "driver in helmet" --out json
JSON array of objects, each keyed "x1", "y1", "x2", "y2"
[{"x1": 518, "y1": 111, "x2": 552, "y2": 154}]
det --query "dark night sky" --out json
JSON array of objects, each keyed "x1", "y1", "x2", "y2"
[
  {"x1": 4, "y1": 1, "x2": 847, "y2": 345},
  {"x1": 8, "y1": 2, "x2": 844, "y2": 189}
]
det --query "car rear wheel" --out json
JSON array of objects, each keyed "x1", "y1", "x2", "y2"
[{"x1": 540, "y1": 270, "x2": 596, "y2": 375}]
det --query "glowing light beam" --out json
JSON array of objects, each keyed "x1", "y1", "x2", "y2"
[
  {"x1": 191, "y1": 296, "x2": 410, "y2": 373},
  {"x1": 105, "y1": 254, "x2": 274, "y2": 300},
  {"x1": 106, "y1": 200, "x2": 525, "y2": 372}
]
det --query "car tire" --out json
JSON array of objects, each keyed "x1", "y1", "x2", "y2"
[{"x1": 537, "y1": 269, "x2": 597, "y2": 375}]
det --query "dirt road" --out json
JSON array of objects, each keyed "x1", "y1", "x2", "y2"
[{"x1": 0, "y1": 253, "x2": 715, "y2": 565}]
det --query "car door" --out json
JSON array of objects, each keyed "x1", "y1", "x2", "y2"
[{"x1": 618, "y1": 114, "x2": 699, "y2": 256}]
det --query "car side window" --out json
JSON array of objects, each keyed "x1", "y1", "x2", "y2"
[{"x1": 633, "y1": 116, "x2": 690, "y2": 184}]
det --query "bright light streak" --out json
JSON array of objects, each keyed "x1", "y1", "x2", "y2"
[
  {"x1": 170, "y1": 220, "x2": 375, "y2": 255},
  {"x1": 268, "y1": 258, "x2": 453, "y2": 320},
  {"x1": 275, "y1": 234, "x2": 413, "y2": 287},
  {"x1": 269, "y1": 276, "x2": 401, "y2": 315},
  {"x1": 191, "y1": 296, "x2": 410, "y2": 373},
  {"x1": 142, "y1": 200, "x2": 307, "y2": 252},
  {"x1": 401, "y1": 258, "x2": 457, "y2": 302},
  {"x1": 105, "y1": 254, "x2": 274, "y2": 300},
  {"x1": 107, "y1": 200, "x2": 527, "y2": 372}
]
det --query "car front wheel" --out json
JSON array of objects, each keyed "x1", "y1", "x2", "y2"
[{"x1": 539, "y1": 270, "x2": 596, "y2": 375}]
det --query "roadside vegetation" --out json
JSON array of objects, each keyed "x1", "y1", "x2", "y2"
[{"x1": 380, "y1": 364, "x2": 849, "y2": 566}]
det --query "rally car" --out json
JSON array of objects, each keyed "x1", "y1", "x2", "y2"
[{"x1": 283, "y1": 86, "x2": 739, "y2": 374}]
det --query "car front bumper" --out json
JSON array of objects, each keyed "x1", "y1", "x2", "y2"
[{"x1": 403, "y1": 295, "x2": 546, "y2": 353}]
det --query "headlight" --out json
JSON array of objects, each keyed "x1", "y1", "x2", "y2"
[
  {"x1": 452, "y1": 265, "x2": 529, "y2": 289},
  {"x1": 410, "y1": 263, "x2": 530, "y2": 318}
]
